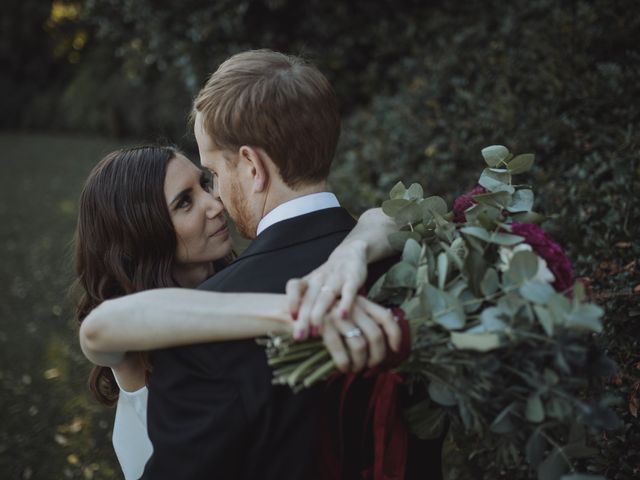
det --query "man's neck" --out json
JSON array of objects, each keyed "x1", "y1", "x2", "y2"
[{"x1": 260, "y1": 181, "x2": 327, "y2": 220}]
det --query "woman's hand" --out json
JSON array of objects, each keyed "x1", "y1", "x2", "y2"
[
  {"x1": 286, "y1": 239, "x2": 368, "y2": 340},
  {"x1": 320, "y1": 296, "x2": 402, "y2": 372}
]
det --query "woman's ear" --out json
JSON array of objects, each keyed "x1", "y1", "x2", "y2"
[{"x1": 239, "y1": 145, "x2": 269, "y2": 193}]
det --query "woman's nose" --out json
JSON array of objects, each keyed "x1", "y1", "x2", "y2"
[{"x1": 204, "y1": 194, "x2": 224, "y2": 219}]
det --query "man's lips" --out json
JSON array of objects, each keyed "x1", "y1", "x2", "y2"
[{"x1": 210, "y1": 223, "x2": 229, "y2": 237}]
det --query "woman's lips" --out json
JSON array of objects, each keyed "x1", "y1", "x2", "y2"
[{"x1": 211, "y1": 223, "x2": 229, "y2": 237}]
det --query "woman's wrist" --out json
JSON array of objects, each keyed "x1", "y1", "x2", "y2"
[{"x1": 332, "y1": 238, "x2": 368, "y2": 262}]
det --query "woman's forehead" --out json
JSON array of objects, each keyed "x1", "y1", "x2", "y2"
[{"x1": 164, "y1": 154, "x2": 200, "y2": 194}]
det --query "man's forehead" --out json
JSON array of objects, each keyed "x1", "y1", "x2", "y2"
[{"x1": 194, "y1": 112, "x2": 216, "y2": 151}]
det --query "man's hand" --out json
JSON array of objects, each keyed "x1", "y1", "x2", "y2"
[
  {"x1": 319, "y1": 297, "x2": 401, "y2": 373},
  {"x1": 286, "y1": 240, "x2": 368, "y2": 340}
]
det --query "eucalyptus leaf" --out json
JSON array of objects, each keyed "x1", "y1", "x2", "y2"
[
  {"x1": 505, "y1": 250, "x2": 539, "y2": 283},
  {"x1": 388, "y1": 231, "x2": 422, "y2": 251},
  {"x1": 572, "y1": 281, "x2": 587, "y2": 303},
  {"x1": 382, "y1": 198, "x2": 410, "y2": 216},
  {"x1": 402, "y1": 238, "x2": 422, "y2": 265},
  {"x1": 448, "y1": 279, "x2": 467, "y2": 298},
  {"x1": 533, "y1": 305, "x2": 554, "y2": 336},
  {"x1": 490, "y1": 404, "x2": 515, "y2": 434},
  {"x1": 367, "y1": 273, "x2": 386, "y2": 302},
  {"x1": 565, "y1": 303, "x2": 604, "y2": 333},
  {"x1": 507, "y1": 189, "x2": 534, "y2": 213},
  {"x1": 479, "y1": 168, "x2": 515, "y2": 194},
  {"x1": 460, "y1": 288, "x2": 481, "y2": 314},
  {"x1": 451, "y1": 332, "x2": 502, "y2": 352},
  {"x1": 473, "y1": 190, "x2": 512, "y2": 209},
  {"x1": 520, "y1": 280, "x2": 555, "y2": 304},
  {"x1": 431, "y1": 210, "x2": 455, "y2": 243},
  {"x1": 422, "y1": 196, "x2": 448, "y2": 219},
  {"x1": 525, "y1": 429, "x2": 547, "y2": 468},
  {"x1": 508, "y1": 153, "x2": 535, "y2": 174},
  {"x1": 465, "y1": 250, "x2": 487, "y2": 296},
  {"x1": 461, "y1": 226, "x2": 524, "y2": 246},
  {"x1": 401, "y1": 296, "x2": 425, "y2": 320},
  {"x1": 422, "y1": 284, "x2": 465, "y2": 330},
  {"x1": 428, "y1": 381, "x2": 458, "y2": 406},
  {"x1": 547, "y1": 397, "x2": 572, "y2": 420},
  {"x1": 548, "y1": 293, "x2": 572, "y2": 325},
  {"x1": 481, "y1": 307, "x2": 508, "y2": 331},
  {"x1": 384, "y1": 261, "x2": 417, "y2": 288},
  {"x1": 481, "y1": 145, "x2": 510, "y2": 167},
  {"x1": 389, "y1": 181, "x2": 407, "y2": 200},
  {"x1": 480, "y1": 268, "x2": 499, "y2": 296},
  {"x1": 395, "y1": 200, "x2": 424, "y2": 225},
  {"x1": 405, "y1": 183, "x2": 424, "y2": 200},
  {"x1": 437, "y1": 252, "x2": 448, "y2": 290},
  {"x1": 526, "y1": 394, "x2": 545, "y2": 423},
  {"x1": 537, "y1": 448, "x2": 570, "y2": 480}
]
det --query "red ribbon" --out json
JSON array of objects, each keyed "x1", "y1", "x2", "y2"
[{"x1": 320, "y1": 308, "x2": 411, "y2": 480}]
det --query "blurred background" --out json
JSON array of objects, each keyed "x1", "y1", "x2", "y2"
[{"x1": 1, "y1": 0, "x2": 639, "y2": 478}]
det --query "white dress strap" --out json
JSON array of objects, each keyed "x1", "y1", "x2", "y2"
[{"x1": 111, "y1": 370, "x2": 153, "y2": 480}]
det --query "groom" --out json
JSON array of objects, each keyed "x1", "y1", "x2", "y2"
[
  {"x1": 142, "y1": 50, "x2": 383, "y2": 479},
  {"x1": 142, "y1": 50, "x2": 443, "y2": 480}
]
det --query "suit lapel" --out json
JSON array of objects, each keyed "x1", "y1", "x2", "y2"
[{"x1": 233, "y1": 207, "x2": 356, "y2": 263}]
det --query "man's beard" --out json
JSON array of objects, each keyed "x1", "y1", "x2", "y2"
[{"x1": 229, "y1": 182, "x2": 256, "y2": 239}]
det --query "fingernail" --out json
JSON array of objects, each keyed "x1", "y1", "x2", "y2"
[
  {"x1": 311, "y1": 326, "x2": 319, "y2": 337},
  {"x1": 341, "y1": 309, "x2": 349, "y2": 320},
  {"x1": 291, "y1": 311, "x2": 298, "y2": 321}
]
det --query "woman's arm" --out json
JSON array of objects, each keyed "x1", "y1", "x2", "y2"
[
  {"x1": 79, "y1": 289, "x2": 292, "y2": 368},
  {"x1": 286, "y1": 207, "x2": 398, "y2": 337}
]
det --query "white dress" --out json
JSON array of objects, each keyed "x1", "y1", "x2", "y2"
[{"x1": 111, "y1": 372, "x2": 153, "y2": 480}]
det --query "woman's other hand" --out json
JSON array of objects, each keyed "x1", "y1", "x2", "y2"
[{"x1": 286, "y1": 239, "x2": 368, "y2": 340}]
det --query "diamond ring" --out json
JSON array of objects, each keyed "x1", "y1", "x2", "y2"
[{"x1": 344, "y1": 328, "x2": 362, "y2": 338}]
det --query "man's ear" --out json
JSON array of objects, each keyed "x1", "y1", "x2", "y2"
[{"x1": 239, "y1": 145, "x2": 270, "y2": 193}]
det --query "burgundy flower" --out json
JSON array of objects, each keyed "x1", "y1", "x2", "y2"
[
  {"x1": 510, "y1": 222, "x2": 574, "y2": 293},
  {"x1": 452, "y1": 186, "x2": 488, "y2": 223}
]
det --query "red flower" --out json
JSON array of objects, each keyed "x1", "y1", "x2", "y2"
[
  {"x1": 452, "y1": 186, "x2": 487, "y2": 223},
  {"x1": 510, "y1": 222, "x2": 574, "y2": 293}
]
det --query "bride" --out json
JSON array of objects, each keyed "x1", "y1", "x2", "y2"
[{"x1": 73, "y1": 145, "x2": 398, "y2": 479}]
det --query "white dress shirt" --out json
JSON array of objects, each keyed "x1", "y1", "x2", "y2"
[{"x1": 256, "y1": 192, "x2": 340, "y2": 236}]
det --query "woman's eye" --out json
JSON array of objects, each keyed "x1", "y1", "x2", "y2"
[
  {"x1": 201, "y1": 177, "x2": 212, "y2": 192},
  {"x1": 176, "y1": 195, "x2": 192, "y2": 209}
]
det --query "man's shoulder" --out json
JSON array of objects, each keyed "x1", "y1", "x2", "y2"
[{"x1": 199, "y1": 207, "x2": 357, "y2": 293}]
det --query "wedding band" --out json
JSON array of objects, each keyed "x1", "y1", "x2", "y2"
[{"x1": 344, "y1": 328, "x2": 362, "y2": 338}]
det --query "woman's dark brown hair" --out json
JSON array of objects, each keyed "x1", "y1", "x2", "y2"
[{"x1": 74, "y1": 145, "x2": 183, "y2": 406}]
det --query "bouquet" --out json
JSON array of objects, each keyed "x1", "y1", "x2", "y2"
[{"x1": 264, "y1": 146, "x2": 619, "y2": 480}]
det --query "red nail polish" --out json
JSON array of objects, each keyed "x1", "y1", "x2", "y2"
[
  {"x1": 341, "y1": 309, "x2": 348, "y2": 320},
  {"x1": 311, "y1": 326, "x2": 319, "y2": 337},
  {"x1": 292, "y1": 311, "x2": 298, "y2": 321}
]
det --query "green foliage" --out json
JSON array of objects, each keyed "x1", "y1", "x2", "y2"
[{"x1": 267, "y1": 147, "x2": 620, "y2": 480}]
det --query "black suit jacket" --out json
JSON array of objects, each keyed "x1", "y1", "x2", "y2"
[{"x1": 142, "y1": 208, "x2": 357, "y2": 480}]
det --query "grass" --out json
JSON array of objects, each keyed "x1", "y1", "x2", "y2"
[{"x1": 0, "y1": 133, "x2": 135, "y2": 479}]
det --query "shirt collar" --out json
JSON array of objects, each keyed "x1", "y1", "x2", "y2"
[{"x1": 256, "y1": 192, "x2": 340, "y2": 236}]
